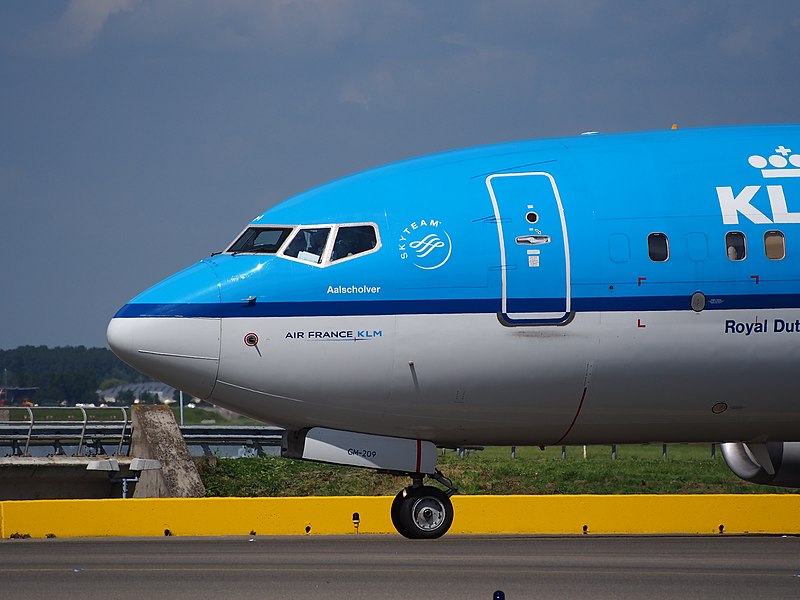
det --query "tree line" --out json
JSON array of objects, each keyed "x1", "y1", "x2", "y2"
[{"x1": 0, "y1": 346, "x2": 144, "y2": 405}]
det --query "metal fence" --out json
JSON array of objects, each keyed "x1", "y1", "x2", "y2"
[
  {"x1": 0, "y1": 407, "x2": 283, "y2": 458},
  {"x1": 0, "y1": 406, "x2": 130, "y2": 457}
]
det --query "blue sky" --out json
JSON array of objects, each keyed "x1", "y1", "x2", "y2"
[{"x1": 1, "y1": 1, "x2": 799, "y2": 349}]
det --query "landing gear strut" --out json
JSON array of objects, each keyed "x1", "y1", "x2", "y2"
[{"x1": 391, "y1": 471, "x2": 456, "y2": 539}]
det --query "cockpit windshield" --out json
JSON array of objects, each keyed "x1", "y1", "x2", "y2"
[
  {"x1": 225, "y1": 222, "x2": 381, "y2": 266},
  {"x1": 331, "y1": 225, "x2": 378, "y2": 262},
  {"x1": 283, "y1": 228, "x2": 331, "y2": 264},
  {"x1": 228, "y1": 227, "x2": 293, "y2": 254}
]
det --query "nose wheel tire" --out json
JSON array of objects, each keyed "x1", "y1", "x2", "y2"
[{"x1": 391, "y1": 485, "x2": 454, "y2": 539}]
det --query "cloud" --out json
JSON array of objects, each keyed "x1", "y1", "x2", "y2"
[
  {"x1": 103, "y1": 0, "x2": 419, "y2": 55},
  {"x1": 21, "y1": 0, "x2": 140, "y2": 56},
  {"x1": 339, "y1": 84, "x2": 370, "y2": 106},
  {"x1": 339, "y1": 67, "x2": 400, "y2": 107},
  {"x1": 10, "y1": 1, "x2": 419, "y2": 62}
]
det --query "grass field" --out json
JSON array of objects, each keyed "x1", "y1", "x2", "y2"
[
  {"x1": 0, "y1": 406, "x2": 130, "y2": 422},
  {"x1": 198, "y1": 444, "x2": 800, "y2": 497},
  {"x1": 0, "y1": 405, "x2": 258, "y2": 426},
  {"x1": 169, "y1": 406, "x2": 259, "y2": 426}
]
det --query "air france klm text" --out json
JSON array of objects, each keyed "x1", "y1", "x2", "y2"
[{"x1": 285, "y1": 329, "x2": 384, "y2": 340}]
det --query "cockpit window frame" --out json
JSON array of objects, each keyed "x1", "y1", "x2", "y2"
[
  {"x1": 224, "y1": 222, "x2": 381, "y2": 268},
  {"x1": 328, "y1": 223, "x2": 382, "y2": 266},
  {"x1": 225, "y1": 225, "x2": 296, "y2": 255},
  {"x1": 281, "y1": 225, "x2": 335, "y2": 266}
]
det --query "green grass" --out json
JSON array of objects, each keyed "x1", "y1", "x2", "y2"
[
  {"x1": 169, "y1": 406, "x2": 260, "y2": 426},
  {"x1": 198, "y1": 444, "x2": 800, "y2": 497},
  {"x1": 0, "y1": 405, "x2": 259, "y2": 426},
  {"x1": 0, "y1": 407, "x2": 130, "y2": 422}
]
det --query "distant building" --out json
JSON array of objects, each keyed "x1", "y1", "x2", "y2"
[
  {"x1": 97, "y1": 382, "x2": 179, "y2": 404},
  {"x1": 0, "y1": 387, "x2": 39, "y2": 406}
]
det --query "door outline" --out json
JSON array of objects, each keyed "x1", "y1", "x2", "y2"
[{"x1": 486, "y1": 172, "x2": 572, "y2": 325}]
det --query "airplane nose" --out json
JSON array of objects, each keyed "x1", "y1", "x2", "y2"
[{"x1": 107, "y1": 261, "x2": 221, "y2": 399}]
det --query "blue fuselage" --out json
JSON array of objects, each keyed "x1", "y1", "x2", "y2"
[{"x1": 109, "y1": 125, "x2": 800, "y2": 446}]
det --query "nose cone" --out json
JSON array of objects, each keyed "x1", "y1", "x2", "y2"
[{"x1": 107, "y1": 261, "x2": 221, "y2": 399}]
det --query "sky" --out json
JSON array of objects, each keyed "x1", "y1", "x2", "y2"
[{"x1": 1, "y1": 0, "x2": 799, "y2": 349}]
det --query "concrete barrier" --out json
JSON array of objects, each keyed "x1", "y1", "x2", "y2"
[
  {"x1": 0, "y1": 456, "x2": 135, "y2": 500},
  {"x1": 131, "y1": 405, "x2": 204, "y2": 498},
  {"x1": 1, "y1": 495, "x2": 799, "y2": 538}
]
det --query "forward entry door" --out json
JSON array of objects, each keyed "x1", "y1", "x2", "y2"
[{"x1": 486, "y1": 172, "x2": 571, "y2": 325}]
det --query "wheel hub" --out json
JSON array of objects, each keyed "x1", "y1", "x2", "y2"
[{"x1": 412, "y1": 496, "x2": 445, "y2": 531}]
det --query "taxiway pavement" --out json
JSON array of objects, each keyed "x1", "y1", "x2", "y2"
[{"x1": 1, "y1": 535, "x2": 798, "y2": 599}]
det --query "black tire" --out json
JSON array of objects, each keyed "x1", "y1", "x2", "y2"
[
  {"x1": 390, "y1": 489, "x2": 407, "y2": 536},
  {"x1": 395, "y1": 485, "x2": 453, "y2": 539}
]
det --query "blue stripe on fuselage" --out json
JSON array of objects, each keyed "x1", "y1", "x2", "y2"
[{"x1": 114, "y1": 293, "x2": 800, "y2": 319}]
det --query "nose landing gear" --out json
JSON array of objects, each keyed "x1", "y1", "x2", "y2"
[
  {"x1": 280, "y1": 427, "x2": 455, "y2": 538},
  {"x1": 391, "y1": 471, "x2": 456, "y2": 539}
]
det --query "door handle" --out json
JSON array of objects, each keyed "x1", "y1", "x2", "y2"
[{"x1": 515, "y1": 234, "x2": 551, "y2": 245}]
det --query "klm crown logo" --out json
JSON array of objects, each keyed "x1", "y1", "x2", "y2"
[
  {"x1": 748, "y1": 146, "x2": 800, "y2": 178},
  {"x1": 716, "y1": 144, "x2": 800, "y2": 225}
]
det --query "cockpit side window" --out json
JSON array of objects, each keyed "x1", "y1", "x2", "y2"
[
  {"x1": 331, "y1": 225, "x2": 378, "y2": 262},
  {"x1": 228, "y1": 227, "x2": 292, "y2": 254},
  {"x1": 283, "y1": 228, "x2": 331, "y2": 264}
]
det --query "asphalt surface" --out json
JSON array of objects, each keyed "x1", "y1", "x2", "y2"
[{"x1": 1, "y1": 535, "x2": 798, "y2": 599}]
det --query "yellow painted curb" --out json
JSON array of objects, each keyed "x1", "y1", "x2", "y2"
[
  {"x1": 1, "y1": 495, "x2": 798, "y2": 538},
  {"x1": 451, "y1": 494, "x2": 800, "y2": 535}
]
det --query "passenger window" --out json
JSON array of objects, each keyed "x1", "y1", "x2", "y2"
[
  {"x1": 647, "y1": 233, "x2": 669, "y2": 262},
  {"x1": 331, "y1": 225, "x2": 378, "y2": 262},
  {"x1": 284, "y1": 228, "x2": 330, "y2": 264},
  {"x1": 764, "y1": 230, "x2": 785, "y2": 260},
  {"x1": 228, "y1": 227, "x2": 292, "y2": 254},
  {"x1": 725, "y1": 232, "x2": 746, "y2": 261}
]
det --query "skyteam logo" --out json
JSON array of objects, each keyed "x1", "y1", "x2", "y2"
[{"x1": 398, "y1": 218, "x2": 453, "y2": 270}]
